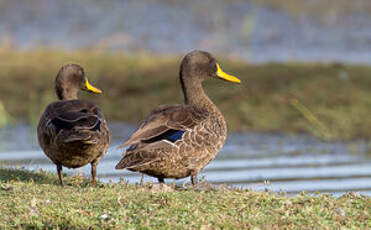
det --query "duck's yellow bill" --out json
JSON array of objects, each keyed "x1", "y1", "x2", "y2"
[
  {"x1": 216, "y1": 63, "x2": 241, "y2": 83},
  {"x1": 85, "y1": 77, "x2": 102, "y2": 94}
]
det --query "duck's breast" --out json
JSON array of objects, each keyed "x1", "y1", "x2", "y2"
[{"x1": 176, "y1": 114, "x2": 227, "y2": 173}]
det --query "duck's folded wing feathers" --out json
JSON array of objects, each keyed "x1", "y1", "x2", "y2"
[
  {"x1": 41, "y1": 100, "x2": 103, "y2": 137},
  {"x1": 51, "y1": 112, "x2": 100, "y2": 133},
  {"x1": 45, "y1": 100, "x2": 100, "y2": 118},
  {"x1": 115, "y1": 140, "x2": 176, "y2": 169},
  {"x1": 120, "y1": 105, "x2": 209, "y2": 148}
]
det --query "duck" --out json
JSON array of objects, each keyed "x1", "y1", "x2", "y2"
[
  {"x1": 37, "y1": 64, "x2": 110, "y2": 186},
  {"x1": 115, "y1": 50, "x2": 240, "y2": 184}
]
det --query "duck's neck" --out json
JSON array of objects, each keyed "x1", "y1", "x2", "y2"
[
  {"x1": 55, "y1": 85, "x2": 79, "y2": 101},
  {"x1": 180, "y1": 76, "x2": 219, "y2": 113}
]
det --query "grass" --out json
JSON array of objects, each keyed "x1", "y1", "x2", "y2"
[
  {"x1": 0, "y1": 168, "x2": 369, "y2": 229},
  {"x1": 1, "y1": 46, "x2": 371, "y2": 140}
]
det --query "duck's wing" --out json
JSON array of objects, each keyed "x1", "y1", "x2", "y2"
[
  {"x1": 116, "y1": 105, "x2": 209, "y2": 170},
  {"x1": 116, "y1": 140, "x2": 178, "y2": 169},
  {"x1": 119, "y1": 104, "x2": 209, "y2": 148},
  {"x1": 38, "y1": 100, "x2": 104, "y2": 144}
]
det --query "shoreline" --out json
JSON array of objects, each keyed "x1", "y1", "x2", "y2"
[{"x1": 1, "y1": 48, "x2": 371, "y2": 140}]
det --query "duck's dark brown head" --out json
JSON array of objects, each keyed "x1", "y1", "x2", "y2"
[
  {"x1": 179, "y1": 50, "x2": 241, "y2": 107},
  {"x1": 55, "y1": 64, "x2": 102, "y2": 100},
  {"x1": 179, "y1": 50, "x2": 240, "y2": 84}
]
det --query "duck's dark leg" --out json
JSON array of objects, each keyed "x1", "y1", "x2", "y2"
[
  {"x1": 158, "y1": 178, "x2": 164, "y2": 184},
  {"x1": 91, "y1": 162, "x2": 97, "y2": 186},
  {"x1": 140, "y1": 174, "x2": 144, "y2": 185},
  {"x1": 56, "y1": 163, "x2": 64, "y2": 186},
  {"x1": 191, "y1": 175, "x2": 198, "y2": 185}
]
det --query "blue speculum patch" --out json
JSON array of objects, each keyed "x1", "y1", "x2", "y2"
[
  {"x1": 166, "y1": 130, "x2": 185, "y2": 142},
  {"x1": 143, "y1": 129, "x2": 186, "y2": 144}
]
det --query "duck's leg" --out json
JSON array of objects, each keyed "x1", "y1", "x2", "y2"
[
  {"x1": 158, "y1": 178, "x2": 164, "y2": 184},
  {"x1": 56, "y1": 163, "x2": 64, "y2": 186},
  {"x1": 191, "y1": 175, "x2": 198, "y2": 185},
  {"x1": 140, "y1": 174, "x2": 144, "y2": 185},
  {"x1": 91, "y1": 162, "x2": 97, "y2": 186}
]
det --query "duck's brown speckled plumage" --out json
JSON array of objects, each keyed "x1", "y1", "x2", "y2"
[
  {"x1": 37, "y1": 64, "x2": 110, "y2": 186},
  {"x1": 115, "y1": 51, "x2": 240, "y2": 184}
]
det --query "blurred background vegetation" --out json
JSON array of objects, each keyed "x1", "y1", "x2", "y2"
[{"x1": 0, "y1": 0, "x2": 371, "y2": 140}]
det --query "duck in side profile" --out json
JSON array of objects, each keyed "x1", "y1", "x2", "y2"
[
  {"x1": 37, "y1": 64, "x2": 110, "y2": 186},
  {"x1": 115, "y1": 50, "x2": 241, "y2": 184}
]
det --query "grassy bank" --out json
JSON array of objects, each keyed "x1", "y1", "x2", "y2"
[
  {"x1": 1, "y1": 47, "x2": 371, "y2": 139},
  {"x1": 0, "y1": 168, "x2": 369, "y2": 229}
]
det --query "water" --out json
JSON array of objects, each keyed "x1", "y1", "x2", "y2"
[
  {"x1": 2, "y1": 0, "x2": 371, "y2": 63},
  {"x1": 1, "y1": 123, "x2": 370, "y2": 196}
]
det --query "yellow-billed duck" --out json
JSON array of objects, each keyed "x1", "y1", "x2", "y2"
[
  {"x1": 115, "y1": 50, "x2": 240, "y2": 184},
  {"x1": 37, "y1": 64, "x2": 110, "y2": 186}
]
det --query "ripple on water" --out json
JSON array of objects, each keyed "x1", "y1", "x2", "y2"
[{"x1": 1, "y1": 123, "x2": 370, "y2": 196}]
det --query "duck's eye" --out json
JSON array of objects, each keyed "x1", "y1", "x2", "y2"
[
  {"x1": 80, "y1": 72, "x2": 86, "y2": 82},
  {"x1": 210, "y1": 60, "x2": 217, "y2": 74}
]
